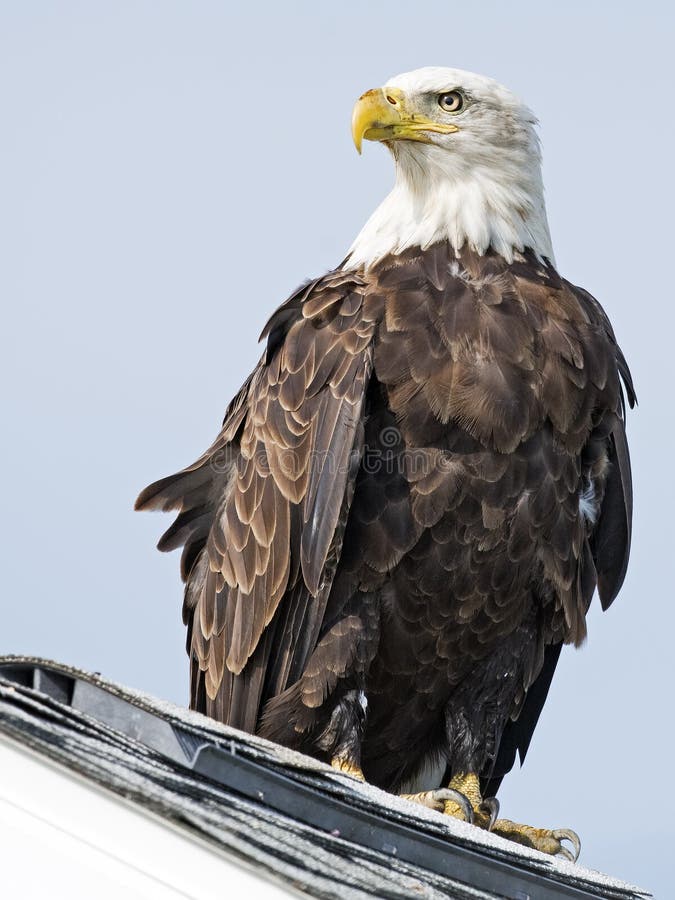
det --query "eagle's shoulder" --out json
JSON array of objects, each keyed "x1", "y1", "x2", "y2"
[
  {"x1": 259, "y1": 268, "x2": 380, "y2": 363},
  {"x1": 562, "y1": 278, "x2": 636, "y2": 412}
]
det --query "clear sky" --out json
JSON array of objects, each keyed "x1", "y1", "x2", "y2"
[{"x1": 1, "y1": 2, "x2": 671, "y2": 893}]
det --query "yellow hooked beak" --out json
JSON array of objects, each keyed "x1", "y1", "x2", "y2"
[{"x1": 352, "y1": 87, "x2": 459, "y2": 154}]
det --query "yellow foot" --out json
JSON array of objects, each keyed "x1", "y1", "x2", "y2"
[
  {"x1": 330, "y1": 755, "x2": 365, "y2": 781},
  {"x1": 400, "y1": 788, "x2": 475, "y2": 824},
  {"x1": 402, "y1": 771, "x2": 580, "y2": 862},
  {"x1": 442, "y1": 772, "x2": 498, "y2": 829},
  {"x1": 491, "y1": 819, "x2": 581, "y2": 862}
]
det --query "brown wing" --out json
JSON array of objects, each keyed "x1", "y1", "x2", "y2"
[
  {"x1": 136, "y1": 271, "x2": 376, "y2": 729},
  {"x1": 484, "y1": 276, "x2": 635, "y2": 795},
  {"x1": 572, "y1": 283, "x2": 635, "y2": 609}
]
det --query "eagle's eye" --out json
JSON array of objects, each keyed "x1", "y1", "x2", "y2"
[{"x1": 438, "y1": 91, "x2": 464, "y2": 113}]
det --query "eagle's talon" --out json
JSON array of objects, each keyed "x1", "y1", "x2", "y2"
[
  {"x1": 442, "y1": 788, "x2": 475, "y2": 824},
  {"x1": 552, "y1": 828, "x2": 581, "y2": 862},
  {"x1": 479, "y1": 796, "x2": 500, "y2": 831}
]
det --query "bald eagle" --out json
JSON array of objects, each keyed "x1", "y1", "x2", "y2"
[{"x1": 137, "y1": 68, "x2": 634, "y2": 859}]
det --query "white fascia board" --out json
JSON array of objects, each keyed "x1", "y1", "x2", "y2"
[{"x1": 0, "y1": 734, "x2": 296, "y2": 900}]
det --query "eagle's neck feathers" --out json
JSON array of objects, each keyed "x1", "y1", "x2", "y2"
[{"x1": 345, "y1": 139, "x2": 553, "y2": 270}]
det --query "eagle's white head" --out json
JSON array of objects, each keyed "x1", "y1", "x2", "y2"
[{"x1": 346, "y1": 67, "x2": 554, "y2": 269}]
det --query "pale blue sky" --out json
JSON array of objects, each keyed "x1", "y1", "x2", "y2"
[{"x1": 1, "y1": 2, "x2": 671, "y2": 893}]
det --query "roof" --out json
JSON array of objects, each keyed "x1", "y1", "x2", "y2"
[
  {"x1": 0, "y1": 657, "x2": 650, "y2": 900},
  {"x1": 0, "y1": 721, "x2": 291, "y2": 899}
]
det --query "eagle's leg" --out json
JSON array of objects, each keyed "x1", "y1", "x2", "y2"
[
  {"x1": 330, "y1": 755, "x2": 365, "y2": 780},
  {"x1": 402, "y1": 773, "x2": 492, "y2": 826},
  {"x1": 443, "y1": 772, "x2": 499, "y2": 828},
  {"x1": 403, "y1": 772, "x2": 580, "y2": 861},
  {"x1": 321, "y1": 689, "x2": 368, "y2": 781},
  {"x1": 443, "y1": 772, "x2": 581, "y2": 862}
]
